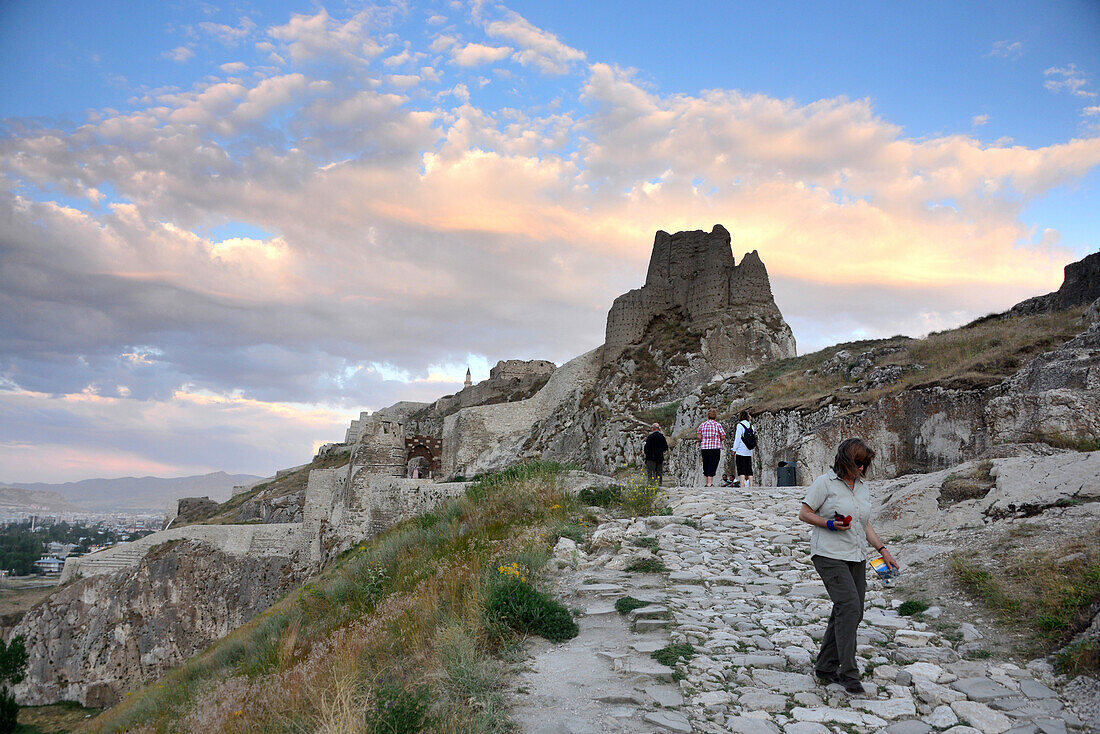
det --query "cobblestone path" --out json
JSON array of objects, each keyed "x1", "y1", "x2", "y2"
[{"x1": 514, "y1": 483, "x2": 1092, "y2": 734}]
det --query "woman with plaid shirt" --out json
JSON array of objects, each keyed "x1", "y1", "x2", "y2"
[{"x1": 697, "y1": 408, "x2": 726, "y2": 487}]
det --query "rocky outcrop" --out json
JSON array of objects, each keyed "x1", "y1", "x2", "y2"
[
  {"x1": 1011, "y1": 251, "x2": 1100, "y2": 316},
  {"x1": 441, "y1": 349, "x2": 601, "y2": 477},
  {"x1": 716, "y1": 319, "x2": 1098, "y2": 488},
  {"x1": 987, "y1": 307, "x2": 1100, "y2": 446},
  {"x1": 873, "y1": 450, "x2": 1100, "y2": 535},
  {"x1": 438, "y1": 226, "x2": 795, "y2": 477},
  {"x1": 12, "y1": 539, "x2": 303, "y2": 708},
  {"x1": 604, "y1": 225, "x2": 795, "y2": 372}
]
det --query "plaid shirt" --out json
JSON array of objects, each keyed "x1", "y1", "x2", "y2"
[{"x1": 697, "y1": 419, "x2": 726, "y2": 449}]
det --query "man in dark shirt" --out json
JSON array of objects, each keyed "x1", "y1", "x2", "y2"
[{"x1": 643, "y1": 423, "x2": 669, "y2": 486}]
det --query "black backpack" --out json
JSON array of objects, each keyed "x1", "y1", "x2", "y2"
[{"x1": 739, "y1": 421, "x2": 758, "y2": 450}]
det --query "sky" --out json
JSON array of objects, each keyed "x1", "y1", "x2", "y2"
[{"x1": 1, "y1": 0, "x2": 1099, "y2": 483}]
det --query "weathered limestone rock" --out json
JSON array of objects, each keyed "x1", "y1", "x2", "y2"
[
  {"x1": 13, "y1": 539, "x2": 303, "y2": 707},
  {"x1": 872, "y1": 451, "x2": 1100, "y2": 535},
  {"x1": 986, "y1": 321, "x2": 1100, "y2": 447}
]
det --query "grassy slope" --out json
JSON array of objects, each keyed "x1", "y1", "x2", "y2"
[
  {"x1": 950, "y1": 526, "x2": 1100, "y2": 673},
  {"x1": 178, "y1": 452, "x2": 351, "y2": 526},
  {"x1": 81, "y1": 462, "x2": 591, "y2": 734},
  {"x1": 726, "y1": 306, "x2": 1086, "y2": 413}
]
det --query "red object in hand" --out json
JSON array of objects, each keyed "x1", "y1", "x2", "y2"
[
  {"x1": 834, "y1": 513, "x2": 853, "y2": 525},
  {"x1": 843, "y1": 515, "x2": 852, "y2": 525}
]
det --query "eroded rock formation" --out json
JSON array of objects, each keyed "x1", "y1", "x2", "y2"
[
  {"x1": 605, "y1": 225, "x2": 795, "y2": 371},
  {"x1": 12, "y1": 539, "x2": 302, "y2": 708}
]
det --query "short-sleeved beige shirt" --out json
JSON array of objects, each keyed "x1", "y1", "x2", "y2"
[{"x1": 802, "y1": 471, "x2": 871, "y2": 562}]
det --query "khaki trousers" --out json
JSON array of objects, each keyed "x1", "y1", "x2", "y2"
[{"x1": 812, "y1": 555, "x2": 866, "y2": 682}]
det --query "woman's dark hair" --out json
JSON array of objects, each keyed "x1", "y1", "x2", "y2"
[
  {"x1": 739, "y1": 410, "x2": 750, "y2": 421},
  {"x1": 832, "y1": 438, "x2": 875, "y2": 481}
]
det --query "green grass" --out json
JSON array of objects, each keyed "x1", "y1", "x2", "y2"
[
  {"x1": 897, "y1": 600, "x2": 930, "y2": 616},
  {"x1": 651, "y1": 643, "x2": 695, "y2": 667},
  {"x1": 630, "y1": 537, "x2": 660, "y2": 552},
  {"x1": 1032, "y1": 432, "x2": 1100, "y2": 453},
  {"x1": 614, "y1": 597, "x2": 649, "y2": 615},
  {"x1": 484, "y1": 576, "x2": 578, "y2": 643},
  {"x1": 624, "y1": 558, "x2": 668, "y2": 574},
  {"x1": 637, "y1": 401, "x2": 680, "y2": 428},
  {"x1": 85, "y1": 460, "x2": 582, "y2": 734},
  {"x1": 577, "y1": 485, "x2": 622, "y2": 508}
]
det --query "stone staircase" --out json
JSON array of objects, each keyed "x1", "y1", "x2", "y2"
[{"x1": 67, "y1": 545, "x2": 146, "y2": 577}]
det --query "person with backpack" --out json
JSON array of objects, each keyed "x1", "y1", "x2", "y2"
[
  {"x1": 733, "y1": 410, "x2": 757, "y2": 488},
  {"x1": 643, "y1": 422, "x2": 668, "y2": 486}
]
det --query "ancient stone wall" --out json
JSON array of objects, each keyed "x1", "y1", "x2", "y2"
[
  {"x1": 490, "y1": 359, "x2": 555, "y2": 381},
  {"x1": 351, "y1": 414, "x2": 406, "y2": 477},
  {"x1": 59, "y1": 522, "x2": 305, "y2": 582}
]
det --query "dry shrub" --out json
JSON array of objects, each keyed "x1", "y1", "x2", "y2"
[{"x1": 938, "y1": 461, "x2": 995, "y2": 508}]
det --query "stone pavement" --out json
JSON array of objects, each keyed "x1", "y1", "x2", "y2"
[{"x1": 514, "y1": 484, "x2": 1093, "y2": 734}]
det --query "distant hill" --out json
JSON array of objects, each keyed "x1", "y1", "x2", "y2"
[
  {"x1": 0, "y1": 487, "x2": 84, "y2": 513},
  {"x1": 0, "y1": 472, "x2": 264, "y2": 512}
]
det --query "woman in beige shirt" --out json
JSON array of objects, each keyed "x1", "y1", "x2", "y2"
[{"x1": 798, "y1": 438, "x2": 898, "y2": 694}]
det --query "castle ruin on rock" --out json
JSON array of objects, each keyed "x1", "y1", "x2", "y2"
[{"x1": 605, "y1": 224, "x2": 795, "y2": 372}]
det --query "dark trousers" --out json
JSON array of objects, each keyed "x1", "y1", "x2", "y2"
[
  {"x1": 812, "y1": 555, "x2": 866, "y2": 682},
  {"x1": 645, "y1": 459, "x2": 663, "y2": 485},
  {"x1": 701, "y1": 448, "x2": 720, "y2": 477}
]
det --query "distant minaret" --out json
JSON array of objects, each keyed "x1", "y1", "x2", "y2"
[{"x1": 464, "y1": 367, "x2": 472, "y2": 388}]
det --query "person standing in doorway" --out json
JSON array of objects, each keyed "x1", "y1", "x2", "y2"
[
  {"x1": 643, "y1": 423, "x2": 668, "y2": 486},
  {"x1": 732, "y1": 410, "x2": 756, "y2": 488},
  {"x1": 697, "y1": 409, "x2": 726, "y2": 487}
]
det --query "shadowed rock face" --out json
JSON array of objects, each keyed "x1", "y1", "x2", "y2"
[
  {"x1": 11, "y1": 539, "x2": 303, "y2": 708},
  {"x1": 1011, "y1": 251, "x2": 1100, "y2": 316},
  {"x1": 605, "y1": 225, "x2": 795, "y2": 372}
]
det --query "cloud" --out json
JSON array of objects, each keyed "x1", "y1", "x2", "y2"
[
  {"x1": 219, "y1": 61, "x2": 248, "y2": 74},
  {"x1": 1084, "y1": 105, "x2": 1100, "y2": 117},
  {"x1": 0, "y1": 387, "x2": 349, "y2": 482},
  {"x1": 971, "y1": 114, "x2": 989, "y2": 126},
  {"x1": 1044, "y1": 64, "x2": 1096, "y2": 98},
  {"x1": 1, "y1": 4, "x2": 1099, "y2": 482},
  {"x1": 383, "y1": 48, "x2": 424, "y2": 67},
  {"x1": 430, "y1": 35, "x2": 457, "y2": 53},
  {"x1": 427, "y1": 14, "x2": 448, "y2": 26},
  {"x1": 485, "y1": 10, "x2": 585, "y2": 74},
  {"x1": 385, "y1": 74, "x2": 420, "y2": 87},
  {"x1": 198, "y1": 18, "x2": 255, "y2": 46},
  {"x1": 450, "y1": 42, "x2": 513, "y2": 67},
  {"x1": 988, "y1": 40, "x2": 1023, "y2": 60},
  {"x1": 267, "y1": 8, "x2": 384, "y2": 66},
  {"x1": 162, "y1": 46, "x2": 195, "y2": 63}
]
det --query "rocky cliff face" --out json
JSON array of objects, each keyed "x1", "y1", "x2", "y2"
[
  {"x1": 1011, "y1": 250, "x2": 1100, "y2": 316},
  {"x1": 11, "y1": 539, "x2": 303, "y2": 708},
  {"x1": 654, "y1": 296, "x2": 1100, "y2": 487}
]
